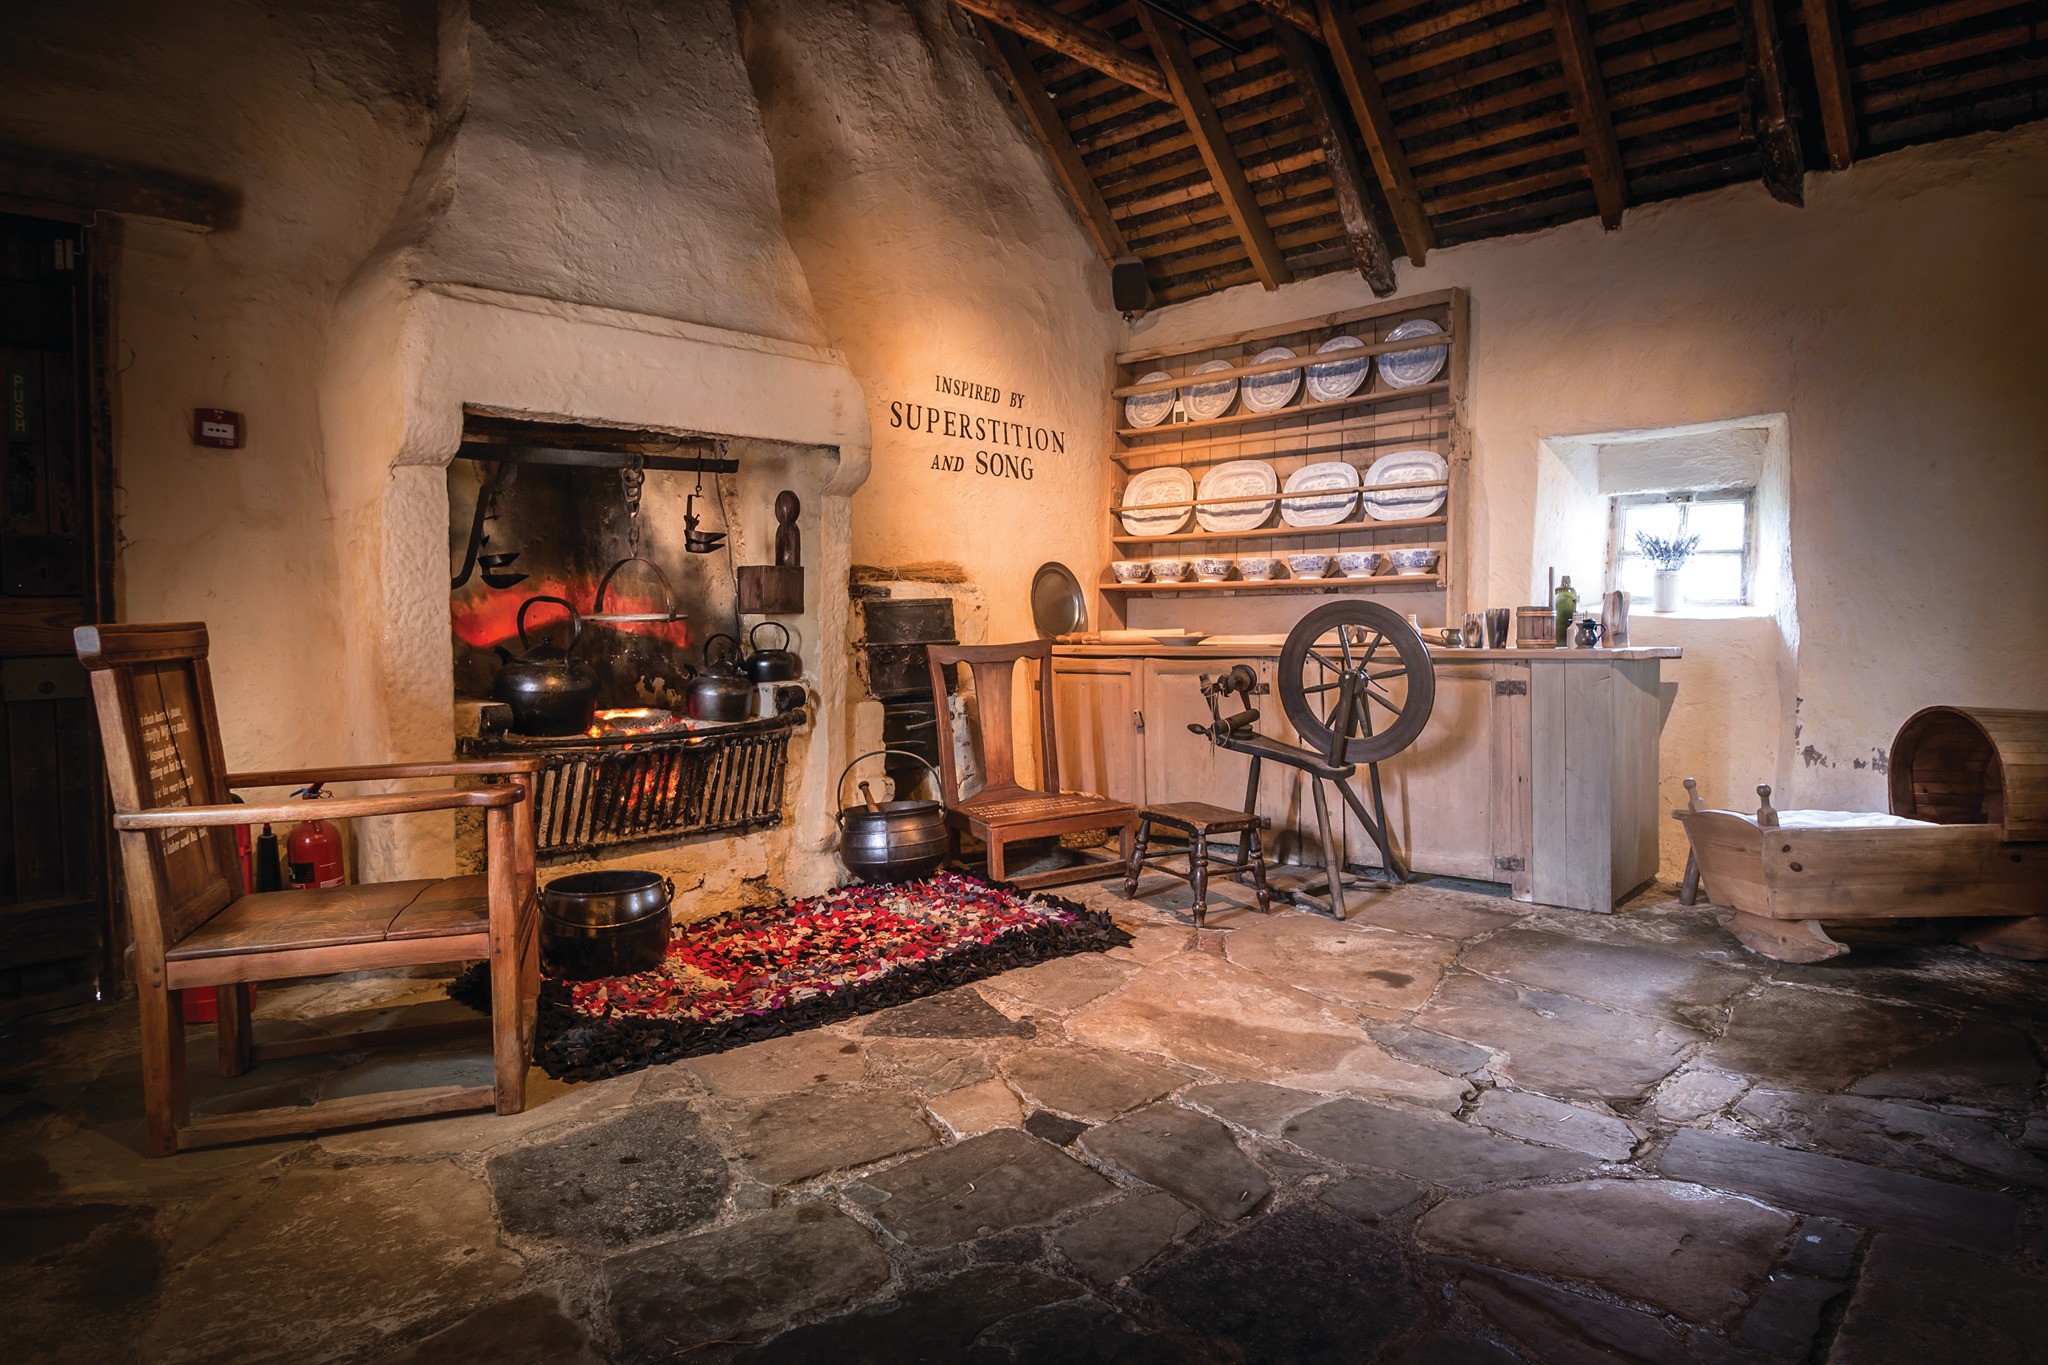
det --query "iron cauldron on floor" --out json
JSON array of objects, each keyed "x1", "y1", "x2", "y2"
[
  {"x1": 837, "y1": 749, "x2": 948, "y2": 883},
  {"x1": 540, "y1": 869, "x2": 675, "y2": 979}
]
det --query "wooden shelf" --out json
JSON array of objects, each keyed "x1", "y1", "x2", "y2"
[
  {"x1": 1115, "y1": 381, "x2": 1449, "y2": 441},
  {"x1": 1103, "y1": 576, "x2": 1444, "y2": 595},
  {"x1": 1110, "y1": 514, "x2": 1447, "y2": 546},
  {"x1": 1112, "y1": 330, "x2": 1457, "y2": 398},
  {"x1": 1114, "y1": 431, "x2": 1450, "y2": 471},
  {"x1": 1116, "y1": 288, "x2": 1458, "y2": 365}
]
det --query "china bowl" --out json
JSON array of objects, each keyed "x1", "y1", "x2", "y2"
[
  {"x1": 1389, "y1": 548, "x2": 1441, "y2": 576},
  {"x1": 1192, "y1": 556, "x2": 1233, "y2": 582},
  {"x1": 1110, "y1": 560, "x2": 1150, "y2": 583},
  {"x1": 1237, "y1": 556, "x2": 1279, "y2": 581},
  {"x1": 1334, "y1": 551, "x2": 1387, "y2": 578},
  {"x1": 1150, "y1": 558, "x2": 1189, "y2": 583},
  {"x1": 1286, "y1": 552, "x2": 1332, "y2": 578}
]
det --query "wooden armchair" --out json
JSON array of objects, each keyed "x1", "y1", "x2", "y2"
[
  {"x1": 76, "y1": 623, "x2": 543, "y2": 1156},
  {"x1": 924, "y1": 639, "x2": 1135, "y2": 889}
]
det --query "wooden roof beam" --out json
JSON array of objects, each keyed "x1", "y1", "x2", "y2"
[
  {"x1": 1731, "y1": 0, "x2": 1805, "y2": 205},
  {"x1": 1267, "y1": 13, "x2": 1396, "y2": 294},
  {"x1": 983, "y1": 25, "x2": 1131, "y2": 266},
  {"x1": 1802, "y1": 0, "x2": 1858, "y2": 169},
  {"x1": 1314, "y1": 0, "x2": 1436, "y2": 264},
  {"x1": 1255, "y1": 0, "x2": 1323, "y2": 40},
  {"x1": 0, "y1": 143, "x2": 232, "y2": 231},
  {"x1": 1133, "y1": 5, "x2": 1292, "y2": 290},
  {"x1": 948, "y1": 0, "x2": 1171, "y2": 104},
  {"x1": 1546, "y1": 0, "x2": 1629, "y2": 228}
]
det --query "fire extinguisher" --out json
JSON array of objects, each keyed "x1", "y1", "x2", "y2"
[{"x1": 286, "y1": 785, "x2": 347, "y2": 890}]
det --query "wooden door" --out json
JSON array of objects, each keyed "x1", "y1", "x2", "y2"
[
  {"x1": 0, "y1": 212, "x2": 112, "y2": 1017},
  {"x1": 1051, "y1": 659, "x2": 1142, "y2": 803}
]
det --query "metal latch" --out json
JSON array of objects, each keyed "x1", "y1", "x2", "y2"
[
  {"x1": 1494, "y1": 855, "x2": 1526, "y2": 872},
  {"x1": 1493, "y1": 679, "x2": 1528, "y2": 696},
  {"x1": 1132, "y1": 710, "x2": 1145, "y2": 732}
]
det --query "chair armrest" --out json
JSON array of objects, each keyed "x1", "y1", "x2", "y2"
[
  {"x1": 227, "y1": 758, "x2": 546, "y2": 787},
  {"x1": 115, "y1": 787, "x2": 521, "y2": 829}
]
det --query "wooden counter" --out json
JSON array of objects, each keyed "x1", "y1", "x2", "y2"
[{"x1": 1050, "y1": 644, "x2": 1679, "y2": 913}]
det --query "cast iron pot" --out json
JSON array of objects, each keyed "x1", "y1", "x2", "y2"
[
  {"x1": 836, "y1": 749, "x2": 949, "y2": 883},
  {"x1": 494, "y1": 595, "x2": 600, "y2": 736},
  {"x1": 744, "y1": 621, "x2": 802, "y2": 684},
  {"x1": 539, "y1": 869, "x2": 675, "y2": 980},
  {"x1": 687, "y1": 633, "x2": 754, "y2": 722}
]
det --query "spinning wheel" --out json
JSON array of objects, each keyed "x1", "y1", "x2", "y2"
[
  {"x1": 1184, "y1": 604, "x2": 1438, "y2": 919},
  {"x1": 1278, "y1": 601, "x2": 1436, "y2": 767}
]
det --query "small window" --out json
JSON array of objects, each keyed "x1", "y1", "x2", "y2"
[{"x1": 1609, "y1": 488, "x2": 1755, "y2": 607}]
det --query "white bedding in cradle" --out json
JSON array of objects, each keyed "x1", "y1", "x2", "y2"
[{"x1": 1771, "y1": 810, "x2": 1936, "y2": 829}]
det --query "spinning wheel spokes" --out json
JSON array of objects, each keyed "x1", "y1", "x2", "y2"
[{"x1": 1279, "y1": 601, "x2": 1437, "y2": 766}]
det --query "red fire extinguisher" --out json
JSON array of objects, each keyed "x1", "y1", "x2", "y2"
[{"x1": 287, "y1": 785, "x2": 347, "y2": 890}]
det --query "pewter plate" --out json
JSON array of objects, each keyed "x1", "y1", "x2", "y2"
[
  {"x1": 1124, "y1": 370, "x2": 1176, "y2": 429},
  {"x1": 1118, "y1": 466, "x2": 1195, "y2": 537},
  {"x1": 1281, "y1": 460, "x2": 1362, "y2": 527},
  {"x1": 1380, "y1": 318, "x2": 1448, "y2": 388},
  {"x1": 1363, "y1": 449, "x2": 1448, "y2": 521},
  {"x1": 1306, "y1": 335, "x2": 1370, "y2": 403},
  {"x1": 1031, "y1": 561, "x2": 1086, "y2": 639},
  {"x1": 1241, "y1": 346, "x2": 1301, "y2": 413},
  {"x1": 1196, "y1": 459, "x2": 1279, "y2": 533},
  {"x1": 1181, "y1": 359, "x2": 1238, "y2": 421}
]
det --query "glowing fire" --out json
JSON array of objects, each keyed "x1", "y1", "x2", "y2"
[{"x1": 451, "y1": 576, "x2": 693, "y2": 651}]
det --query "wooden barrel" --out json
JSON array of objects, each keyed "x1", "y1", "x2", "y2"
[
  {"x1": 1888, "y1": 706, "x2": 2048, "y2": 842},
  {"x1": 1515, "y1": 606, "x2": 1556, "y2": 649}
]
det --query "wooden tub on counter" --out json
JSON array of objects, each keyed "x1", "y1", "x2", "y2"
[{"x1": 1051, "y1": 643, "x2": 1680, "y2": 914}]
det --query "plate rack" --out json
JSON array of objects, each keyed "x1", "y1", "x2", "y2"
[{"x1": 1104, "y1": 288, "x2": 1469, "y2": 610}]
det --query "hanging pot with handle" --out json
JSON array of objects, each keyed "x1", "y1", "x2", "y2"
[
  {"x1": 494, "y1": 595, "x2": 600, "y2": 736},
  {"x1": 744, "y1": 621, "x2": 802, "y2": 684},
  {"x1": 835, "y1": 748, "x2": 949, "y2": 883},
  {"x1": 687, "y1": 633, "x2": 754, "y2": 722}
]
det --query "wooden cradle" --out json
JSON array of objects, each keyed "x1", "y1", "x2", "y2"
[{"x1": 1678, "y1": 706, "x2": 2048, "y2": 962}]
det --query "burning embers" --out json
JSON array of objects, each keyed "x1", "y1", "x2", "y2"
[{"x1": 588, "y1": 707, "x2": 692, "y2": 738}]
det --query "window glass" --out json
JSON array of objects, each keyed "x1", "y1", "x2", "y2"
[
  {"x1": 1683, "y1": 554, "x2": 1744, "y2": 604},
  {"x1": 1609, "y1": 488, "x2": 1755, "y2": 608},
  {"x1": 1688, "y1": 500, "x2": 1747, "y2": 552},
  {"x1": 1622, "y1": 502, "x2": 1681, "y2": 547}
]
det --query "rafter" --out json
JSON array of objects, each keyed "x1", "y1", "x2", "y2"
[
  {"x1": 1267, "y1": 13, "x2": 1395, "y2": 294},
  {"x1": 948, "y1": 0, "x2": 1171, "y2": 104},
  {"x1": 1252, "y1": 0, "x2": 1323, "y2": 39},
  {"x1": 1731, "y1": 0, "x2": 1805, "y2": 205},
  {"x1": 1802, "y1": 0, "x2": 1858, "y2": 169},
  {"x1": 0, "y1": 143, "x2": 231, "y2": 231},
  {"x1": 1314, "y1": 0, "x2": 1435, "y2": 264},
  {"x1": 983, "y1": 25, "x2": 1131, "y2": 266},
  {"x1": 1545, "y1": 0, "x2": 1629, "y2": 228},
  {"x1": 1132, "y1": 4, "x2": 1292, "y2": 290}
]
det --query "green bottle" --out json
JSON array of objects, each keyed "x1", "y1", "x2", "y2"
[{"x1": 1553, "y1": 575, "x2": 1578, "y2": 646}]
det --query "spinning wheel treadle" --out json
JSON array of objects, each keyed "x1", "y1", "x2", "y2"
[{"x1": 1278, "y1": 601, "x2": 1436, "y2": 766}]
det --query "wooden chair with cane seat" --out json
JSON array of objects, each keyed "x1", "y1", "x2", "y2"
[
  {"x1": 924, "y1": 639, "x2": 1136, "y2": 889},
  {"x1": 76, "y1": 622, "x2": 544, "y2": 1156}
]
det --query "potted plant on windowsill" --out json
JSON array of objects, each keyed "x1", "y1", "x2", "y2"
[{"x1": 1635, "y1": 532, "x2": 1699, "y2": 613}]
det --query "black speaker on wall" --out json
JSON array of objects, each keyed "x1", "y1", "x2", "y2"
[{"x1": 1111, "y1": 256, "x2": 1150, "y2": 315}]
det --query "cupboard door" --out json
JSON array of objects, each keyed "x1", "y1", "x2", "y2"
[
  {"x1": 1051, "y1": 661, "x2": 1142, "y2": 802},
  {"x1": 1139, "y1": 658, "x2": 1277, "y2": 814},
  {"x1": 1347, "y1": 663, "x2": 1501, "y2": 880}
]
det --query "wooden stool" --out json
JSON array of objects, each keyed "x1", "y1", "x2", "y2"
[{"x1": 1125, "y1": 802, "x2": 1272, "y2": 927}]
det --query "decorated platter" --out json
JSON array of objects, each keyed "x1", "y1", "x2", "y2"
[
  {"x1": 1118, "y1": 466, "x2": 1195, "y2": 536},
  {"x1": 1240, "y1": 346, "x2": 1301, "y2": 413},
  {"x1": 1180, "y1": 359, "x2": 1238, "y2": 421},
  {"x1": 1305, "y1": 334, "x2": 1370, "y2": 403},
  {"x1": 1196, "y1": 460, "x2": 1280, "y2": 533},
  {"x1": 1380, "y1": 318, "x2": 1448, "y2": 388},
  {"x1": 1363, "y1": 449, "x2": 1448, "y2": 521},
  {"x1": 1123, "y1": 370, "x2": 1176, "y2": 429},
  {"x1": 1281, "y1": 460, "x2": 1362, "y2": 527}
]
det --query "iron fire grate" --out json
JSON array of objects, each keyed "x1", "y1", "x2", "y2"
[{"x1": 460, "y1": 711, "x2": 799, "y2": 857}]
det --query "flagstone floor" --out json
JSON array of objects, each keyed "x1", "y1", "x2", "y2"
[{"x1": 5, "y1": 872, "x2": 2046, "y2": 1364}]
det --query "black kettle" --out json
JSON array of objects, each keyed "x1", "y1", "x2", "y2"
[
  {"x1": 687, "y1": 633, "x2": 754, "y2": 723},
  {"x1": 744, "y1": 621, "x2": 802, "y2": 684},
  {"x1": 494, "y1": 595, "x2": 599, "y2": 736}
]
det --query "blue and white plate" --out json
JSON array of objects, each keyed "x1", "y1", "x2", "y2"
[
  {"x1": 1124, "y1": 370, "x2": 1176, "y2": 429},
  {"x1": 1281, "y1": 460, "x2": 1361, "y2": 527},
  {"x1": 1380, "y1": 318, "x2": 1448, "y2": 388},
  {"x1": 1363, "y1": 449, "x2": 1448, "y2": 521},
  {"x1": 1305, "y1": 335, "x2": 1370, "y2": 402},
  {"x1": 1180, "y1": 359, "x2": 1238, "y2": 421},
  {"x1": 1241, "y1": 346, "x2": 1301, "y2": 413}
]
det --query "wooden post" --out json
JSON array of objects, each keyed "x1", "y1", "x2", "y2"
[
  {"x1": 1545, "y1": 0, "x2": 1629, "y2": 229},
  {"x1": 1802, "y1": 0, "x2": 1857, "y2": 170},
  {"x1": 1132, "y1": 5, "x2": 1292, "y2": 291},
  {"x1": 947, "y1": 0, "x2": 1171, "y2": 103},
  {"x1": 1313, "y1": 0, "x2": 1435, "y2": 264},
  {"x1": 1732, "y1": 0, "x2": 1805, "y2": 206},
  {"x1": 984, "y1": 24, "x2": 1130, "y2": 266},
  {"x1": 1268, "y1": 13, "x2": 1396, "y2": 295}
]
